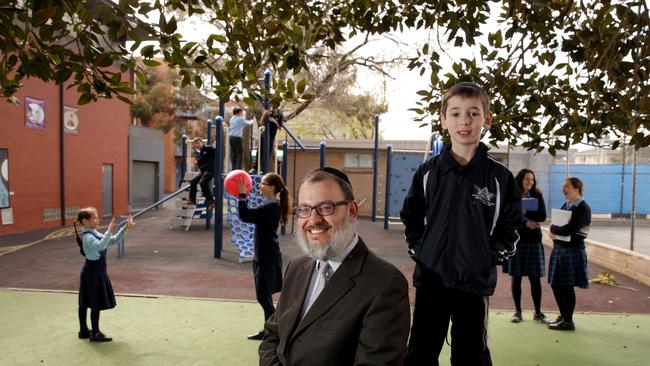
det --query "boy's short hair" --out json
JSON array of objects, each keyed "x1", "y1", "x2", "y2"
[
  {"x1": 192, "y1": 137, "x2": 203, "y2": 144},
  {"x1": 233, "y1": 107, "x2": 243, "y2": 115},
  {"x1": 440, "y1": 81, "x2": 491, "y2": 117}
]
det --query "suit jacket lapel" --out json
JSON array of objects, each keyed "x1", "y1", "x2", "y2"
[
  {"x1": 279, "y1": 256, "x2": 315, "y2": 355},
  {"x1": 291, "y1": 239, "x2": 368, "y2": 339}
]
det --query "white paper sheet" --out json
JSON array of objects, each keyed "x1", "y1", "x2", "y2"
[{"x1": 551, "y1": 208, "x2": 571, "y2": 242}]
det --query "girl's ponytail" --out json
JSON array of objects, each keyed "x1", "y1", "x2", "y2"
[
  {"x1": 73, "y1": 220, "x2": 85, "y2": 257},
  {"x1": 279, "y1": 186, "x2": 291, "y2": 227},
  {"x1": 264, "y1": 173, "x2": 292, "y2": 227},
  {"x1": 75, "y1": 207, "x2": 96, "y2": 257}
]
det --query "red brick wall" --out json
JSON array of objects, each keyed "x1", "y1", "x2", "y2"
[{"x1": 0, "y1": 76, "x2": 130, "y2": 235}]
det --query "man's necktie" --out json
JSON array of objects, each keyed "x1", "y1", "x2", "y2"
[{"x1": 303, "y1": 261, "x2": 330, "y2": 316}]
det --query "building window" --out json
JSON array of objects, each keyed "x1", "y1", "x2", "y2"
[{"x1": 345, "y1": 153, "x2": 373, "y2": 168}]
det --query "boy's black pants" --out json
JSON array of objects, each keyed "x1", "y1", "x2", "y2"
[
  {"x1": 406, "y1": 267, "x2": 492, "y2": 366},
  {"x1": 229, "y1": 136, "x2": 243, "y2": 170},
  {"x1": 188, "y1": 171, "x2": 214, "y2": 203}
]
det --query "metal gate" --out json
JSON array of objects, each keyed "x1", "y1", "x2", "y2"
[{"x1": 132, "y1": 160, "x2": 159, "y2": 209}]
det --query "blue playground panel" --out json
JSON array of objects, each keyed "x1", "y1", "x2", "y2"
[
  {"x1": 226, "y1": 174, "x2": 264, "y2": 260},
  {"x1": 387, "y1": 152, "x2": 427, "y2": 218},
  {"x1": 548, "y1": 164, "x2": 650, "y2": 214},
  {"x1": 387, "y1": 141, "x2": 445, "y2": 218}
]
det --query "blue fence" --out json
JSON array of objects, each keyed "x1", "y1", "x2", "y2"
[{"x1": 548, "y1": 164, "x2": 650, "y2": 215}]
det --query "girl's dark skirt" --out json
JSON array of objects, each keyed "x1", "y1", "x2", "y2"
[
  {"x1": 79, "y1": 258, "x2": 116, "y2": 310},
  {"x1": 548, "y1": 244, "x2": 589, "y2": 288},
  {"x1": 504, "y1": 241, "x2": 546, "y2": 278},
  {"x1": 253, "y1": 260, "x2": 283, "y2": 295}
]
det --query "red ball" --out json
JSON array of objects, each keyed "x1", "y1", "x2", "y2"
[{"x1": 224, "y1": 170, "x2": 253, "y2": 196}]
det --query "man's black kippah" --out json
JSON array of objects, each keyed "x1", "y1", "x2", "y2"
[{"x1": 314, "y1": 166, "x2": 352, "y2": 189}]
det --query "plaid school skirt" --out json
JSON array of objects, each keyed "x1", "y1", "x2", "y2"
[
  {"x1": 504, "y1": 241, "x2": 545, "y2": 278},
  {"x1": 548, "y1": 244, "x2": 589, "y2": 288}
]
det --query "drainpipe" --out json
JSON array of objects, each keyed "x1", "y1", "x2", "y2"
[{"x1": 59, "y1": 83, "x2": 66, "y2": 226}]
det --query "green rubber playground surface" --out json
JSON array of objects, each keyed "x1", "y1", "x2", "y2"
[{"x1": 1, "y1": 289, "x2": 648, "y2": 366}]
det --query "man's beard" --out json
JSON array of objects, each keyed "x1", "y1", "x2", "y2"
[{"x1": 296, "y1": 215, "x2": 356, "y2": 261}]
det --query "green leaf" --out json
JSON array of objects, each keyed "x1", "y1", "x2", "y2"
[
  {"x1": 296, "y1": 78, "x2": 307, "y2": 94},
  {"x1": 78, "y1": 92, "x2": 93, "y2": 105},
  {"x1": 141, "y1": 45, "x2": 156, "y2": 58},
  {"x1": 117, "y1": 94, "x2": 134, "y2": 105},
  {"x1": 244, "y1": 97, "x2": 257, "y2": 106},
  {"x1": 287, "y1": 78, "x2": 295, "y2": 93},
  {"x1": 166, "y1": 16, "x2": 178, "y2": 33},
  {"x1": 32, "y1": 6, "x2": 56, "y2": 26},
  {"x1": 142, "y1": 59, "x2": 161, "y2": 67},
  {"x1": 115, "y1": 85, "x2": 136, "y2": 94},
  {"x1": 95, "y1": 54, "x2": 113, "y2": 67},
  {"x1": 135, "y1": 70, "x2": 146, "y2": 85},
  {"x1": 212, "y1": 34, "x2": 227, "y2": 43}
]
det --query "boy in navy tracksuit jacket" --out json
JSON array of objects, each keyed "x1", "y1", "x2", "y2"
[
  {"x1": 188, "y1": 137, "x2": 216, "y2": 208},
  {"x1": 401, "y1": 82, "x2": 521, "y2": 366}
]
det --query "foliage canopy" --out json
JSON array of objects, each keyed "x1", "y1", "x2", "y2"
[{"x1": 0, "y1": 0, "x2": 648, "y2": 151}]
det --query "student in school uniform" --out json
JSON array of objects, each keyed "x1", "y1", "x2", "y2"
[
  {"x1": 74, "y1": 207, "x2": 134, "y2": 342},
  {"x1": 505, "y1": 169, "x2": 549, "y2": 324},
  {"x1": 547, "y1": 177, "x2": 591, "y2": 331},
  {"x1": 236, "y1": 173, "x2": 291, "y2": 340}
]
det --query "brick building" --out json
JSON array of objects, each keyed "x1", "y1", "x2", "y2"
[{"x1": 0, "y1": 77, "x2": 131, "y2": 235}]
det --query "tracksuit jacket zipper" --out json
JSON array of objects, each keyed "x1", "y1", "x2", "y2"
[{"x1": 446, "y1": 174, "x2": 463, "y2": 283}]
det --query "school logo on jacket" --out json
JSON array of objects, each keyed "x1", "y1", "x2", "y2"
[{"x1": 472, "y1": 185, "x2": 495, "y2": 207}]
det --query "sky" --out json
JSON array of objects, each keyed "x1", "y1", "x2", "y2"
[{"x1": 349, "y1": 29, "x2": 471, "y2": 141}]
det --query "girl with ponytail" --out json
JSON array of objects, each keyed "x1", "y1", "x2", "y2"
[
  {"x1": 75, "y1": 207, "x2": 134, "y2": 342},
  {"x1": 236, "y1": 173, "x2": 291, "y2": 340}
]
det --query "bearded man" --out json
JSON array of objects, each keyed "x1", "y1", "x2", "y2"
[{"x1": 259, "y1": 167, "x2": 410, "y2": 366}]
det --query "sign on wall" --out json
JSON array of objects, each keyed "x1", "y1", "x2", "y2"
[
  {"x1": 64, "y1": 106, "x2": 79, "y2": 134},
  {"x1": 0, "y1": 148, "x2": 9, "y2": 208},
  {"x1": 25, "y1": 97, "x2": 45, "y2": 129}
]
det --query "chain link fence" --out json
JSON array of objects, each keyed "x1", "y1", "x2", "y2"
[{"x1": 506, "y1": 145, "x2": 650, "y2": 257}]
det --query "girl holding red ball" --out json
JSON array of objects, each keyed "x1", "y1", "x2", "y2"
[{"x1": 236, "y1": 173, "x2": 291, "y2": 340}]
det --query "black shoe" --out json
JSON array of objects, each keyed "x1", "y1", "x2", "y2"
[
  {"x1": 247, "y1": 330, "x2": 265, "y2": 341},
  {"x1": 533, "y1": 312, "x2": 551, "y2": 324},
  {"x1": 548, "y1": 315, "x2": 563, "y2": 325},
  {"x1": 548, "y1": 320, "x2": 575, "y2": 331},
  {"x1": 89, "y1": 330, "x2": 113, "y2": 342},
  {"x1": 511, "y1": 311, "x2": 522, "y2": 323},
  {"x1": 78, "y1": 329, "x2": 91, "y2": 339}
]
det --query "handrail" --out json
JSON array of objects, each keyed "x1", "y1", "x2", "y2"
[
  {"x1": 116, "y1": 184, "x2": 190, "y2": 257},
  {"x1": 282, "y1": 125, "x2": 306, "y2": 151}
]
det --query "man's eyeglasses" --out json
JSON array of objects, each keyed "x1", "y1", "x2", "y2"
[{"x1": 294, "y1": 200, "x2": 350, "y2": 218}]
